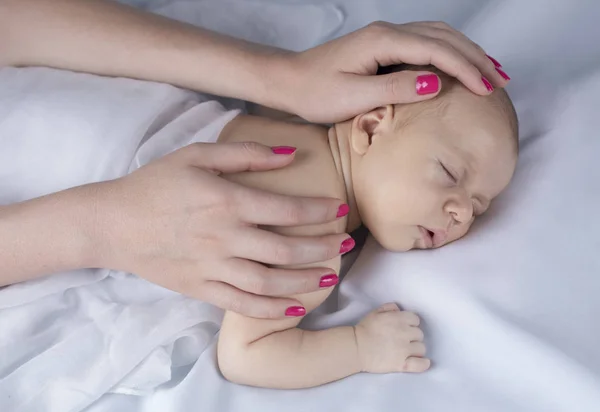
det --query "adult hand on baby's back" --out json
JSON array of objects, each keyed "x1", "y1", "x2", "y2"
[
  {"x1": 285, "y1": 21, "x2": 510, "y2": 123},
  {"x1": 95, "y1": 142, "x2": 348, "y2": 319}
]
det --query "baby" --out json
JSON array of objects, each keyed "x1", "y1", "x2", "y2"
[{"x1": 216, "y1": 65, "x2": 518, "y2": 389}]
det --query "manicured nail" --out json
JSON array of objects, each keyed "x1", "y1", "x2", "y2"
[
  {"x1": 272, "y1": 146, "x2": 297, "y2": 155},
  {"x1": 495, "y1": 67, "x2": 511, "y2": 81},
  {"x1": 415, "y1": 74, "x2": 440, "y2": 95},
  {"x1": 339, "y1": 237, "x2": 355, "y2": 254},
  {"x1": 336, "y1": 204, "x2": 350, "y2": 218},
  {"x1": 285, "y1": 306, "x2": 306, "y2": 317},
  {"x1": 486, "y1": 54, "x2": 502, "y2": 68},
  {"x1": 481, "y1": 76, "x2": 494, "y2": 92},
  {"x1": 319, "y1": 274, "x2": 339, "y2": 288}
]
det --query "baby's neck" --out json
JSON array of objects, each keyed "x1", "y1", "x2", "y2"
[{"x1": 328, "y1": 123, "x2": 362, "y2": 232}]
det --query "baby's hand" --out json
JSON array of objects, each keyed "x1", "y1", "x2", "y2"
[{"x1": 355, "y1": 303, "x2": 430, "y2": 374}]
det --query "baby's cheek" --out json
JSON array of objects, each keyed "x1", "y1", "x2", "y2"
[{"x1": 374, "y1": 227, "x2": 415, "y2": 252}]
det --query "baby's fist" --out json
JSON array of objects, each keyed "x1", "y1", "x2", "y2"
[{"x1": 355, "y1": 303, "x2": 430, "y2": 374}]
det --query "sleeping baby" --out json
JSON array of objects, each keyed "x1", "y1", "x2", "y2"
[{"x1": 216, "y1": 64, "x2": 519, "y2": 389}]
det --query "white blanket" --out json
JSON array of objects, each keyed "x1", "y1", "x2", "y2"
[
  {"x1": 0, "y1": 67, "x2": 242, "y2": 411},
  {"x1": 2, "y1": 0, "x2": 600, "y2": 411}
]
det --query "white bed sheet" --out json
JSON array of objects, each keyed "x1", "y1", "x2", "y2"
[{"x1": 3, "y1": 0, "x2": 600, "y2": 411}]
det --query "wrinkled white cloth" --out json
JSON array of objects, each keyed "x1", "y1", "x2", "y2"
[{"x1": 0, "y1": 67, "x2": 239, "y2": 411}]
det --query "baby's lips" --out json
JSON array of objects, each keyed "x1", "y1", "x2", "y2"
[{"x1": 432, "y1": 230, "x2": 448, "y2": 246}]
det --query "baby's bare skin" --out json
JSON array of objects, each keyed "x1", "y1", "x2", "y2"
[{"x1": 216, "y1": 73, "x2": 518, "y2": 389}]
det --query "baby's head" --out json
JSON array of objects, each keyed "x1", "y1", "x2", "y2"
[{"x1": 347, "y1": 65, "x2": 518, "y2": 251}]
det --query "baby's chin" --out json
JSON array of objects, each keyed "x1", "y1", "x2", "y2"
[{"x1": 370, "y1": 231, "x2": 418, "y2": 253}]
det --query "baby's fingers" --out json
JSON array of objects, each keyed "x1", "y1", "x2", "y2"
[
  {"x1": 408, "y1": 326, "x2": 425, "y2": 342},
  {"x1": 403, "y1": 357, "x2": 431, "y2": 373},
  {"x1": 409, "y1": 342, "x2": 427, "y2": 357},
  {"x1": 376, "y1": 302, "x2": 401, "y2": 313}
]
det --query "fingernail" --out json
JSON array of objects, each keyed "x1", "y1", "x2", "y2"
[
  {"x1": 272, "y1": 146, "x2": 297, "y2": 155},
  {"x1": 495, "y1": 67, "x2": 511, "y2": 81},
  {"x1": 481, "y1": 76, "x2": 494, "y2": 92},
  {"x1": 339, "y1": 237, "x2": 355, "y2": 254},
  {"x1": 415, "y1": 74, "x2": 440, "y2": 95},
  {"x1": 285, "y1": 306, "x2": 306, "y2": 317},
  {"x1": 319, "y1": 274, "x2": 339, "y2": 288},
  {"x1": 336, "y1": 204, "x2": 350, "y2": 218},
  {"x1": 486, "y1": 54, "x2": 502, "y2": 68}
]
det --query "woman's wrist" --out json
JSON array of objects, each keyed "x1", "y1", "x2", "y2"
[
  {"x1": 248, "y1": 48, "x2": 299, "y2": 112},
  {"x1": 254, "y1": 50, "x2": 321, "y2": 121},
  {"x1": 0, "y1": 183, "x2": 108, "y2": 286},
  {"x1": 68, "y1": 182, "x2": 114, "y2": 271}
]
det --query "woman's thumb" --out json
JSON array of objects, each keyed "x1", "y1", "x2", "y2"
[
  {"x1": 178, "y1": 141, "x2": 296, "y2": 174},
  {"x1": 357, "y1": 71, "x2": 441, "y2": 108}
]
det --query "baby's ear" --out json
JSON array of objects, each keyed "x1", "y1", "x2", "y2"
[{"x1": 351, "y1": 105, "x2": 394, "y2": 155}]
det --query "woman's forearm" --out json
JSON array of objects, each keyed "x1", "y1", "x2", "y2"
[
  {"x1": 0, "y1": 0, "x2": 291, "y2": 107},
  {"x1": 0, "y1": 184, "x2": 102, "y2": 286}
]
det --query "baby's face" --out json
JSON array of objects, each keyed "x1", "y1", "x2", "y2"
[{"x1": 351, "y1": 88, "x2": 517, "y2": 252}]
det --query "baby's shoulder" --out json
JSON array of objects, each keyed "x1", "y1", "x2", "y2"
[{"x1": 220, "y1": 115, "x2": 347, "y2": 237}]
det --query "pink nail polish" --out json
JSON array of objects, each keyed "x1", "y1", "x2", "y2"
[
  {"x1": 272, "y1": 146, "x2": 297, "y2": 155},
  {"x1": 481, "y1": 76, "x2": 494, "y2": 92},
  {"x1": 495, "y1": 67, "x2": 511, "y2": 81},
  {"x1": 285, "y1": 306, "x2": 306, "y2": 317},
  {"x1": 319, "y1": 274, "x2": 339, "y2": 288},
  {"x1": 336, "y1": 204, "x2": 350, "y2": 218},
  {"x1": 486, "y1": 54, "x2": 502, "y2": 68},
  {"x1": 415, "y1": 74, "x2": 440, "y2": 95},
  {"x1": 339, "y1": 237, "x2": 355, "y2": 254}
]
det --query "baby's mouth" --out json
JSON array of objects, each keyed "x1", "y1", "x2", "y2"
[
  {"x1": 418, "y1": 226, "x2": 434, "y2": 248},
  {"x1": 419, "y1": 226, "x2": 448, "y2": 248}
]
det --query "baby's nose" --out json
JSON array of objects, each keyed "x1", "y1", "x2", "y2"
[{"x1": 446, "y1": 198, "x2": 474, "y2": 225}]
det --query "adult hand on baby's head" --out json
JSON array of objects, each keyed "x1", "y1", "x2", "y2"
[
  {"x1": 283, "y1": 21, "x2": 510, "y2": 123},
  {"x1": 94, "y1": 142, "x2": 348, "y2": 319}
]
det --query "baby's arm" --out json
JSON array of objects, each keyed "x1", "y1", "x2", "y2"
[
  {"x1": 218, "y1": 251, "x2": 430, "y2": 388},
  {"x1": 218, "y1": 252, "x2": 364, "y2": 389}
]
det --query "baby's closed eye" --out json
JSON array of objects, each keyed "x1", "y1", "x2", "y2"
[{"x1": 437, "y1": 160, "x2": 458, "y2": 185}]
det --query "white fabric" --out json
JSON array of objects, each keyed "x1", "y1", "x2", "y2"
[
  {"x1": 0, "y1": 68, "x2": 239, "y2": 411},
  {"x1": 1, "y1": 0, "x2": 600, "y2": 411}
]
